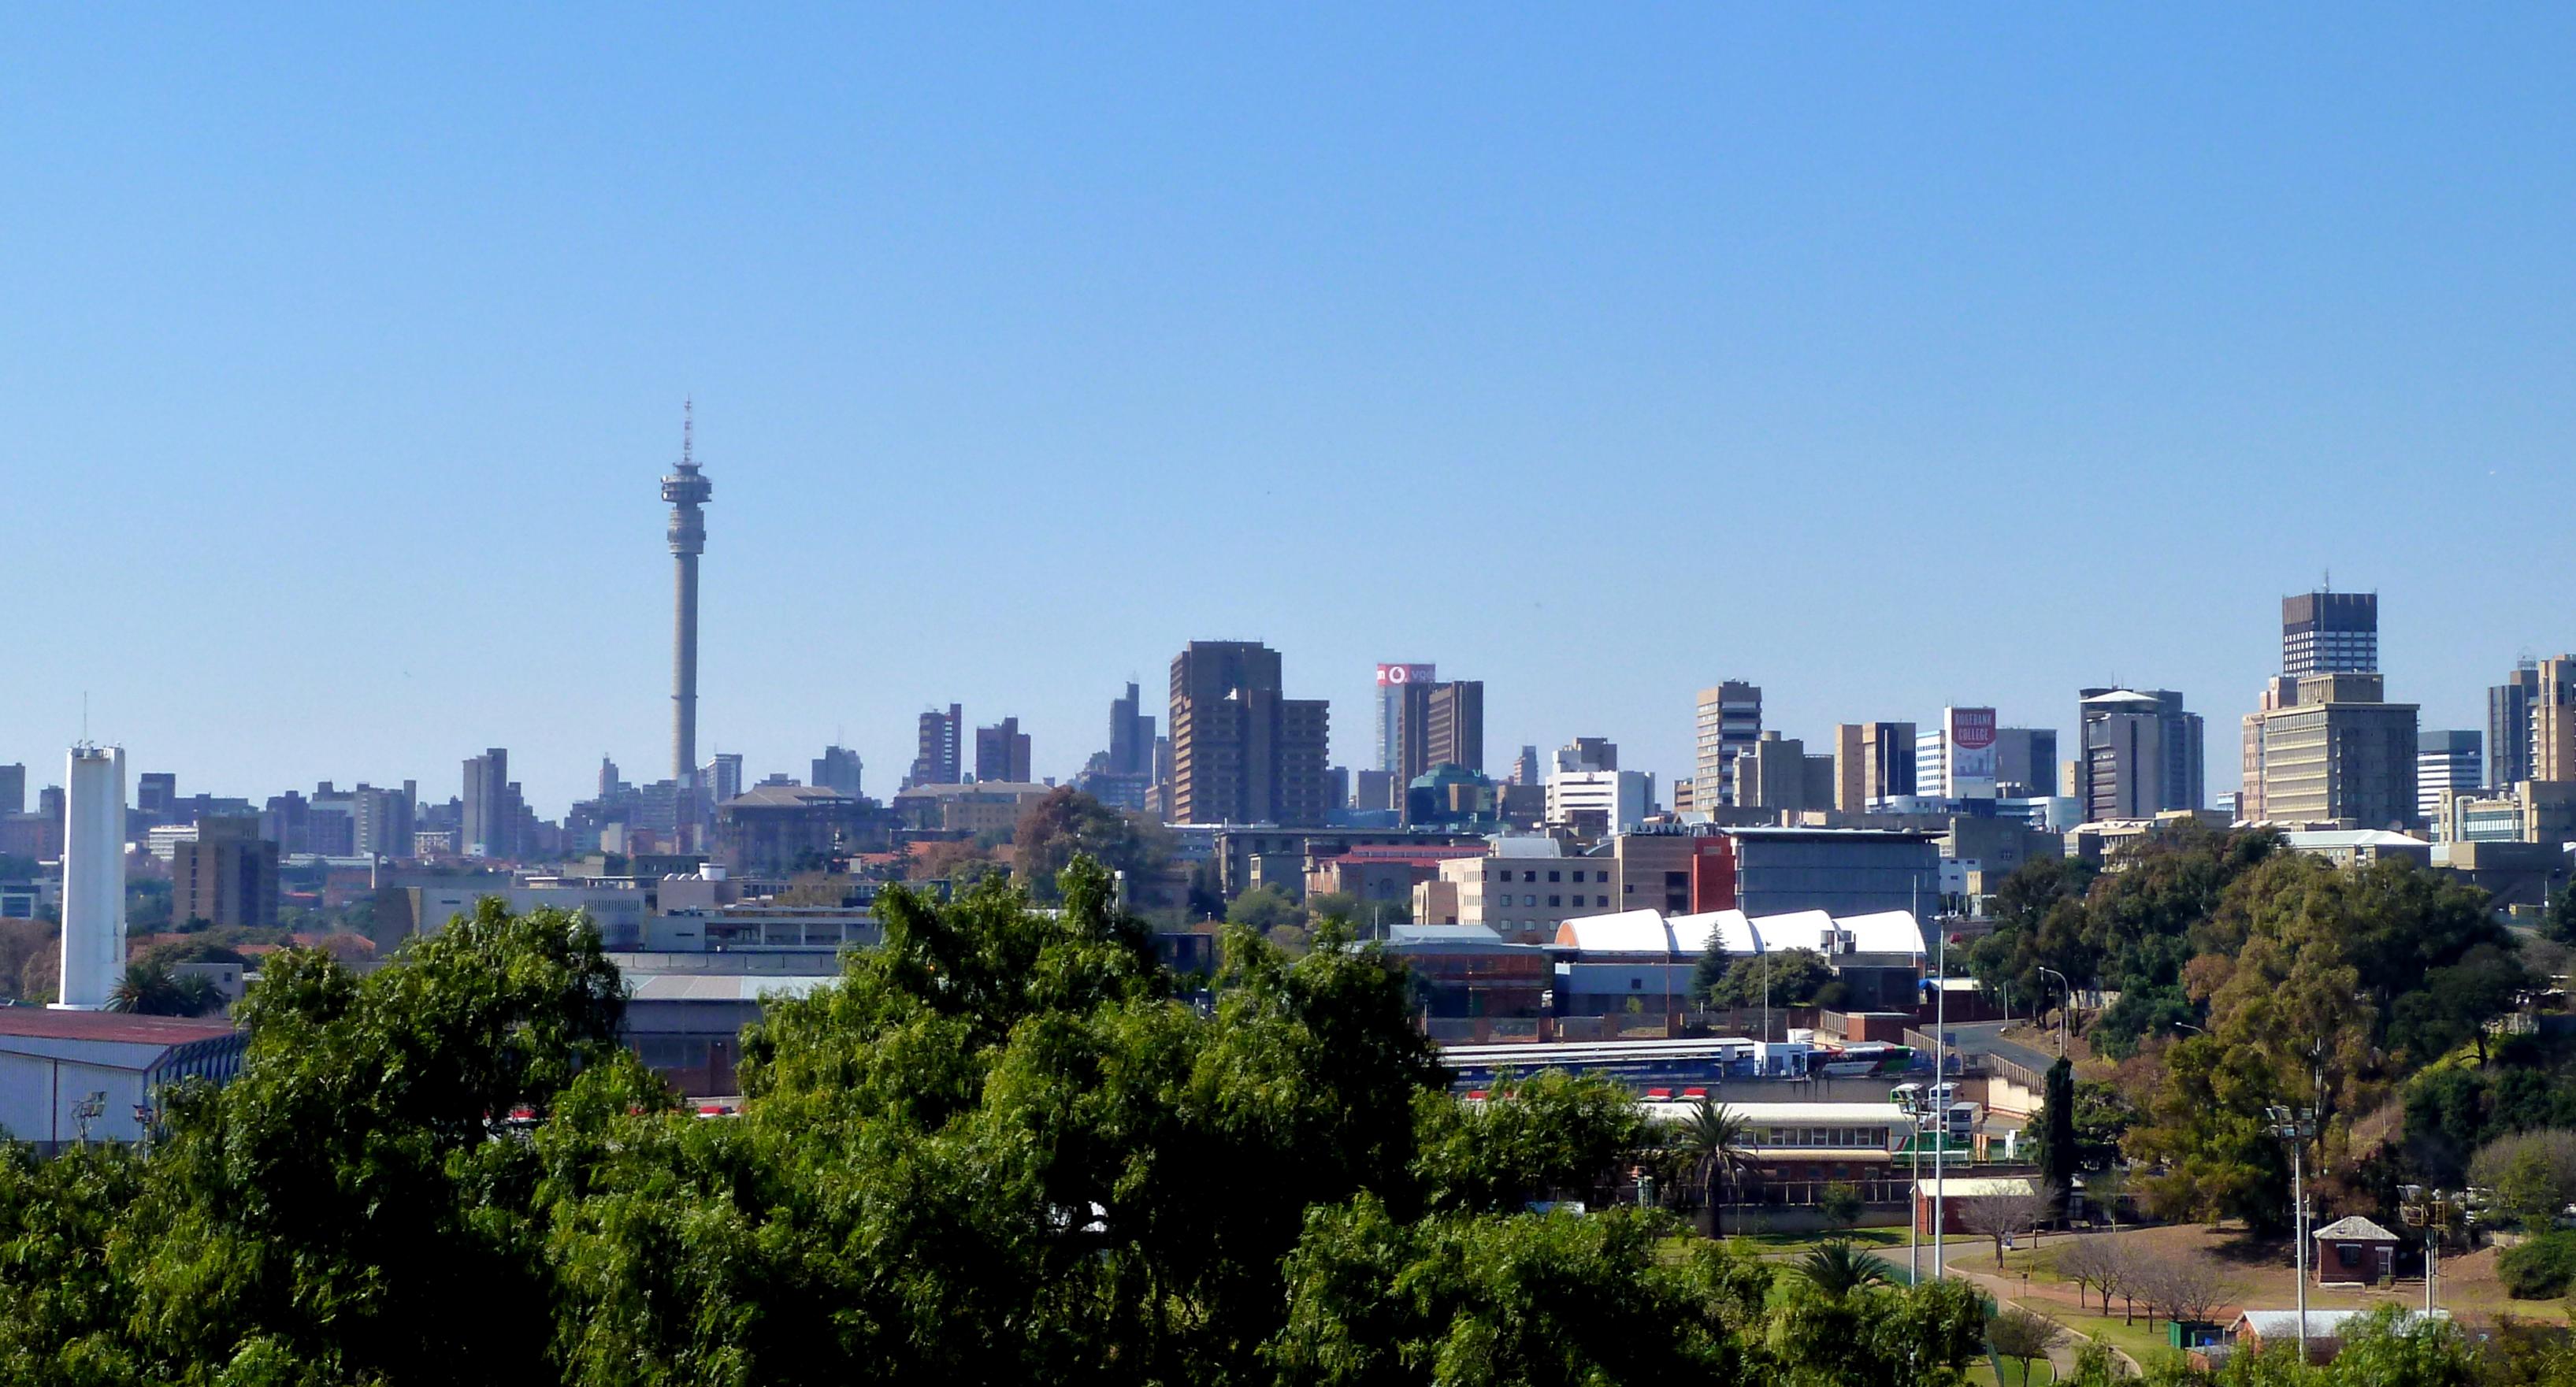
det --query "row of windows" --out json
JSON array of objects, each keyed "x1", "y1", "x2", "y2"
[
  {"x1": 1495, "y1": 893, "x2": 1613, "y2": 909},
  {"x1": 1757, "y1": 1126, "x2": 1895, "y2": 1149},
  {"x1": 1487, "y1": 868, "x2": 1608, "y2": 884}
]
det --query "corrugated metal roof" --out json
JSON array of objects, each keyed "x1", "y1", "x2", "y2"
[{"x1": 0, "y1": 1008, "x2": 239, "y2": 1044}]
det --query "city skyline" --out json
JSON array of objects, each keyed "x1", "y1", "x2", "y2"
[{"x1": 9, "y1": 7, "x2": 2575, "y2": 812}]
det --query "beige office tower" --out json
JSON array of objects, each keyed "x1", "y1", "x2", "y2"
[
  {"x1": 2529, "y1": 656, "x2": 2576, "y2": 783},
  {"x1": 2240, "y1": 672, "x2": 2419, "y2": 828},
  {"x1": 1694, "y1": 681, "x2": 1761, "y2": 806},
  {"x1": 1834, "y1": 725, "x2": 1865, "y2": 811}
]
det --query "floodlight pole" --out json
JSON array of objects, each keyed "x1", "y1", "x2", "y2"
[{"x1": 2267, "y1": 1104, "x2": 2314, "y2": 1367}]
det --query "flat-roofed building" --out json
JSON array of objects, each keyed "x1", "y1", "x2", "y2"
[
  {"x1": 2417, "y1": 730, "x2": 2483, "y2": 825},
  {"x1": 1417, "y1": 839, "x2": 1619, "y2": 943},
  {"x1": 1169, "y1": 640, "x2": 1332, "y2": 826},
  {"x1": 2240, "y1": 673, "x2": 2418, "y2": 829},
  {"x1": 171, "y1": 815, "x2": 279, "y2": 929}
]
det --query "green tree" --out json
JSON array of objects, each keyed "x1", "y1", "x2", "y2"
[
  {"x1": 1227, "y1": 884, "x2": 1302, "y2": 933},
  {"x1": 104, "y1": 960, "x2": 218, "y2": 1017},
  {"x1": 2547, "y1": 881, "x2": 2576, "y2": 947},
  {"x1": 1667, "y1": 1100, "x2": 1757, "y2": 1236},
  {"x1": 1817, "y1": 1181, "x2": 1865, "y2": 1230},
  {"x1": 1985, "y1": 1306, "x2": 2057, "y2": 1385},
  {"x1": 1268, "y1": 1199, "x2": 1770, "y2": 1385},
  {"x1": 2472, "y1": 1131, "x2": 2576, "y2": 1232},
  {"x1": 1795, "y1": 1239, "x2": 1889, "y2": 1298},
  {"x1": 1412, "y1": 1070, "x2": 1646, "y2": 1215},
  {"x1": 1011, "y1": 788, "x2": 1172, "y2": 905},
  {"x1": 1701, "y1": 948, "x2": 1839, "y2": 1011},
  {"x1": 2032, "y1": 1056, "x2": 2080, "y2": 1191}
]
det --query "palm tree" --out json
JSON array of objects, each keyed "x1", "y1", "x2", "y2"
[
  {"x1": 1797, "y1": 1239, "x2": 1892, "y2": 1299},
  {"x1": 106, "y1": 962, "x2": 184, "y2": 1015},
  {"x1": 1668, "y1": 1100, "x2": 1756, "y2": 1236}
]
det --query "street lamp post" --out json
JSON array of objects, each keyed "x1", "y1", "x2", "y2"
[
  {"x1": 2036, "y1": 966, "x2": 2071, "y2": 1059},
  {"x1": 2266, "y1": 1104, "x2": 2316, "y2": 1367}
]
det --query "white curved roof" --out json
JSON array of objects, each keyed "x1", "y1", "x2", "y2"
[
  {"x1": 1667, "y1": 909, "x2": 1753, "y2": 955},
  {"x1": 1836, "y1": 909, "x2": 1932, "y2": 955},
  {"x1": 1551, "y1": 909, "x2": 1672, "y2": 952},
  {"x1": 1758, "y1": 909, "x2": 1838, "y2": 951},
  {"x1": 1553, "y1": 906, "x2": 1927, "y2": 961}
]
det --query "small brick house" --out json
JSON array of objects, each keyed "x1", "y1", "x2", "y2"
[{"x1": 2312, "y1": 1215, "x2": 2403, "y2": 1286}]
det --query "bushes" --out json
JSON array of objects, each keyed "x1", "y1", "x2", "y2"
[{"x1": 2499, "y1": 1231, "x2": 2576, "y2": 1300}]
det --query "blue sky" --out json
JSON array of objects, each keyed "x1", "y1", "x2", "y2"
[{"x1": 6, "y1": 6, "x2": 2572, "y2": 813}]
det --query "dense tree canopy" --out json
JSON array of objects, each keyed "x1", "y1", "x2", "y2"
[
  {"x1": 1968, "y1": 827, "x2": 2281, "y2": 1059},
  {"x1": 0, "y1": 859, "x2": 2003, "y2": 1385}
]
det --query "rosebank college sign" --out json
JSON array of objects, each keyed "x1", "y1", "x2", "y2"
[{"x1": 1947, "y1": 706, "x2": 1999, "y2": 792}]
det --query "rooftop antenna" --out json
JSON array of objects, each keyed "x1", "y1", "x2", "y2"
[{"x1": 681, "y1": 396, "x2": 694, "y2": 468}]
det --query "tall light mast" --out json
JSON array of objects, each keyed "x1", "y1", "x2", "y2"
[{"x1": 662, "y1": 401, "x2": 713, "y2": 799}]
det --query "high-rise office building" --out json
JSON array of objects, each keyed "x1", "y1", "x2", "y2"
[
  {"x1": 1373, "y1": 664, "x2": 1435, "y2": 774},
  {"x1": 135, "y1": 771, "x2": 176, "y2": 825},
  {"x1": 2246, "y1": 593, "x2": 2415, "y2": 828},
  {"x1": 462, "y1": 748, "x2": 516, "y2": 859},
  {"x1": 1833, "y1": 721, "x2": 1917, "y2": 811},
  {"x1": 2240, "y1": 673, "x2": 2418, "y2": 828},
  {"x1": 1424, "y1": 680, "x2": 1483, "y2": 776},
  {"x1": 2527, "y1": 656, "x2": 2576, "y2": 784},
  {"x1": 974, "y1": 718, "x2": 1033, "y2": 783},
  {"x1": 2417, "y1": 731, "x2": 2483, "y2": 825},
  {"x1": 908, "y1": 705, "x2": 963, "y2": 788},
  {"x1": 1390, "y1": 677, "x2": 1485, "y2": 779},
  {"x1": 1694, "y1": 681, "x2": 1761, "y2": 806},
  {"x1": 1738, "y1": 732, "x2": 1835, "y2": 814},
  {"x1": 1992, "y1": 729, "x2": 2059, "y2": 799},
  {"x1": 2489, "y1": 661, "x2": 2541, "y2": 790},
  {"x1": 1168, "y1": 640, "x2": 1331, "y2": 825},
  {"x1": 350, "y1": 783, "x2": 415, "y2": 861},
  {"x1": 2281, "y1": 591, "x2": 2377, "y2": 677},
  {"x1": 173, "y1": 814, "x2": 280, "y2": 929},
  {"x1": 0, "y1": 763, "x2": 22, "y2": 818},
  {"x1": 1553, "y1": 737, "x2": 1618, "y2": 773},
  {"x1": 811, "y1": 746, "x2": 864, "y2": 799},
  {"x1": 1108, "y1": 682, "x2": 1156, "y2": 777},
  {"x1": 701, "y1": 752, "x2": 744, "y2": 807},
  {"x1": 2077, "y1": 689, "x2": 2206, "y2": 820},
  {"x1": 1917, "y1": 707, "x2": 2000, "y2": 799},
  {"x1": 1509, "y1": 745, "x2": 1540, "y2": 786}
]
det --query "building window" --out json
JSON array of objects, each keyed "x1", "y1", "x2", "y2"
[
  {"x1": 1547, "y1": 895, "x2": 1561, "y2": 907},
  {"x1": 1547, "y1": 870, "x2": 1561, "y2": 883},
  {"x1": 1524, "y1": 894, "x2": 1538, "y2": 907},
  {"x1": 1597, "y1": 895, "x2": 1609, "y2": 907}
]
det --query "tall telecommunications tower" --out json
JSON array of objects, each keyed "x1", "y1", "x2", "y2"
[{"x1": 663, "y1": 401, "x2": 713, "y2": 793}]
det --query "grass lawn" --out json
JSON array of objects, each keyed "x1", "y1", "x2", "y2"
[{"x1": 1729, "y1": 1226, "x2": 1910, "y2": 1252}]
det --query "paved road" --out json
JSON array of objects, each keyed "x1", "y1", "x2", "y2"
[{"x1": 1933, "y1": 1019, "x2": 2058, "y2": 1074}]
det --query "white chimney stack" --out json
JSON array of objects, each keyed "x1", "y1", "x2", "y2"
[{"x1": 54, "y1": 744, "x2": 127, "y2": 1011}]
